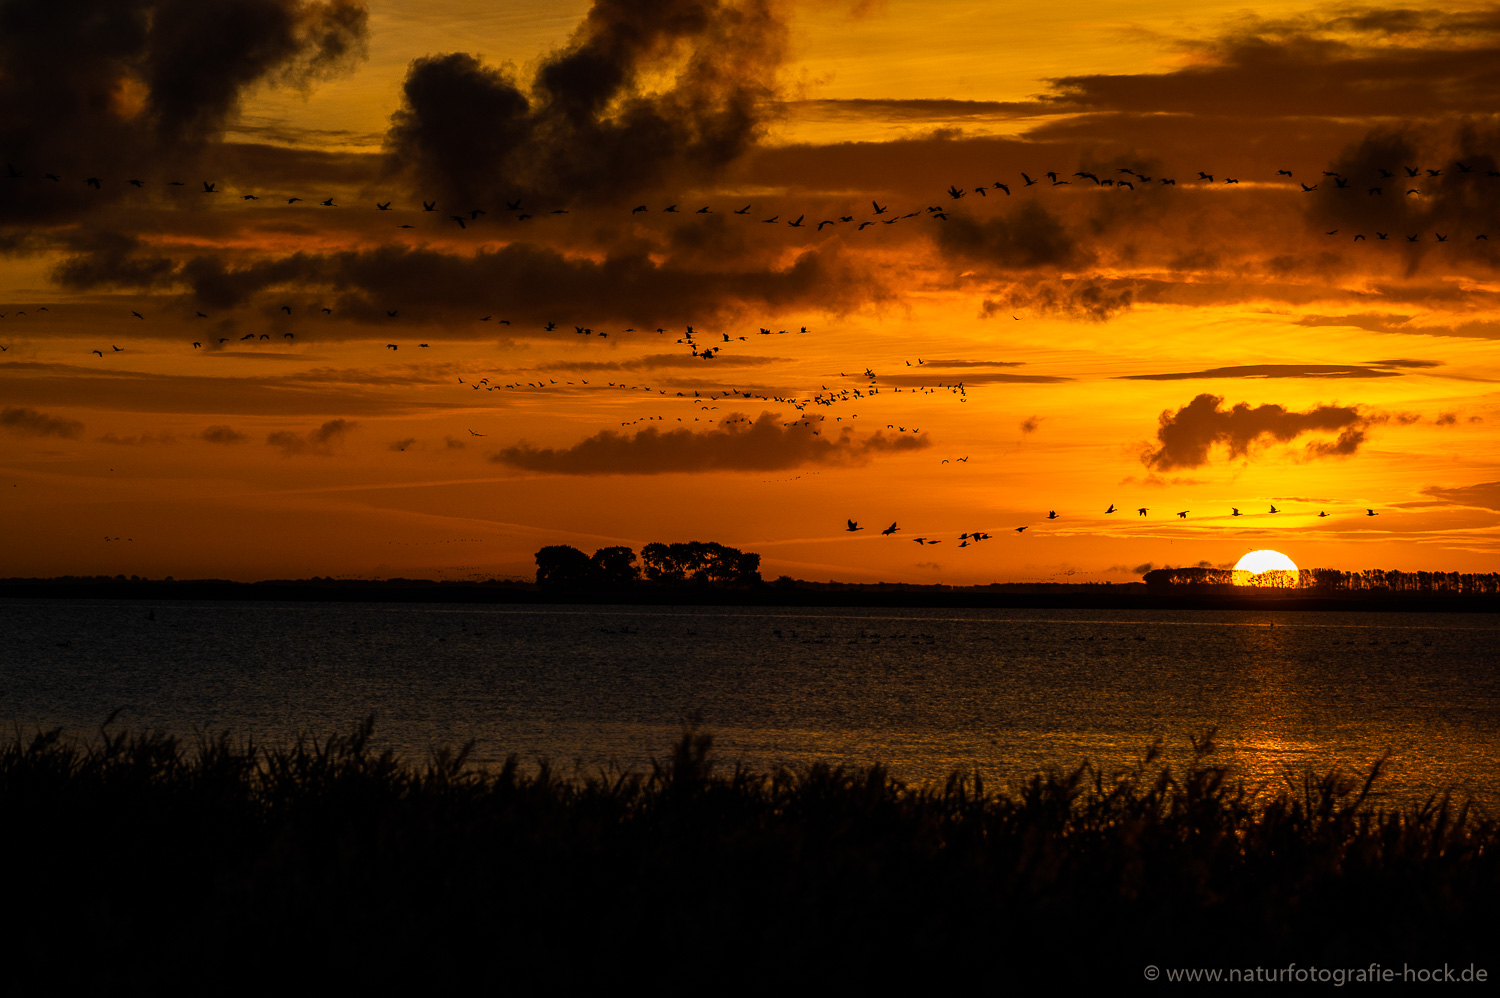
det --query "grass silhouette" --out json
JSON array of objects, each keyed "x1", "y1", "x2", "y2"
[{"x1": 3, "y1": 719, "x2": 1493, "y2": 986}]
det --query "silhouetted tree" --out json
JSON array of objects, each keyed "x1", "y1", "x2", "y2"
[
  {"x1": 590, "y1": 546, "x2": 640, "y2": 586},
  {"x1": 535, "y1": 545, "x2": 592, "y2": 587},
  {"x1": 642, "y1": 541, "x2": 761, "y2": 587}
]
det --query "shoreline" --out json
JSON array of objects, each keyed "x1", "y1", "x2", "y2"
[{"x1": 2, "y1": 577, "x2": 1496, "y2": 612}]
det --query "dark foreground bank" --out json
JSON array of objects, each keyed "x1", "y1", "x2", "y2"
[{"x1": 4, "y1": 722, "x2": 1494, "y2": 987}]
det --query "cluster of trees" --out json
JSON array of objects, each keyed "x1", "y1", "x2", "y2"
[
  {"x1": 1145, "y1": 567, "x2": 1500, "y2": 593},
  {"x1": 535, "y1": 542, "x2": 762, "y2": 588}
]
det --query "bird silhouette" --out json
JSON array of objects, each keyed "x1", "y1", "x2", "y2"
[
  {"x1": 846, "y1": 519, "x2": 862, "y2": 532},
  {"x1": 1231, "y1": 508, "x2": 1241, "y2": 516},
  {"x1": 1046, "y1": 510, "x2": 1057, "y2": 519},
  {"x1": 1366, "y1": 509, "x2": 1378, "y2": 516},
  {"x1": 882, "y1": 522, "x2": 900, "y2": 535},
  {"x1": 1176, "y1": 511, "x2": 1188, "y2": 519},
  {"x1": 1137, "y1": 508, "x2": 1148, "y2": 516},
  {"x1": 1105, "y1": 504, "x2": 1116, "y2": 513},
  {"x1": 1269, "y1": 505, "x2": 1279, "y2": 513}
]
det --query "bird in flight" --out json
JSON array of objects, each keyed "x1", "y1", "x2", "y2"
[
  {"x1": 1105, "y1": 504, "x2": 1116, "y2": 513},
  {"x1": 1231, "y1": 508, "x2": 1241, "y2": 516},
  {"x1": 468, "y1": 429, "x2": 486, "y2": 437},
  {"x1": 1046, "y1": 511, "x2": 1057, "y2": 519},
  {"x1": 1176, "y1": 511, "x2": 1189, "y2": 519},
  {"x1": 881, "y1": 522, "x2": 900, "y2": 535},
  {"x1": 1137, "y1": 508, "x2": 1148, "y2": 516},
  {"x1": 202, "y1": 181, "x2": 217, "y2": 193},
  {"x1": 1269, "y1": 505, "x2": 1279, "y2": 513},
  {"x1": 1366, "y1": 509, "x2": 1378, "y2": 516},
  {"x1": 1015, "y1": 526, "x2": 1027, "y2": 533},
  {"x1": 846, "y1": 519, "x2": 862, "y2": 532}
]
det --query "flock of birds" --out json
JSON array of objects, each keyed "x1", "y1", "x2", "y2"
[
  {"x1": 6, "y1": 156, "x2": 1499, "y2": 244},
  {"x1": 6, "y1": 154, "x2": 1438, "y2": 551},
  {"x1": 844, "y1": 503, "x2": 1383, "y2": 548}
]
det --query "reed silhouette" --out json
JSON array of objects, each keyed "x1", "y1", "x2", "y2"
[{"x1": 2, "y1": 719, "x2": 1493, "y2": 986}]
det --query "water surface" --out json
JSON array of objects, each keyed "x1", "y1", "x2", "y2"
[{"x1": 3, "y1": 600, "x2": 1496, "y2": 806}]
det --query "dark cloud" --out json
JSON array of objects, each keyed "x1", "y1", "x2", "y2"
[
  {"x1": 1, "y1": 405, "x2": 82, "y2": 438},
  {"x1": 936, "y1": 201, "x2": 1085, "y2": 270},
  {"x1": 1309, "y1": 125, "x2": 1500, "y2": 260},
  {"x1": 1367, "y1": 358, "x2": 1443, "y2": 369},
  {"x1": 266, "y1": 418, "x2": 353, "y2": 455},
  {"x1": 201, "y1": 425, "x2": 247, "y2": 444},
  {"x1": 1121, "y1": 363, "x2": 1407, "y2": 381},
  {"x1": 384, "y1": 0, "x2": 787, "y2": 205},
  {"x1": 491, "y1": 410, "x2": 928, "y2": 474},
  {"x1": 1143, "y1": 393, "x2": 1370, "y2": 470},
  {"x1": 0, "y1": 0, "x2": 368, "y2": 223},
  {"x1": 1044, "y1": 8, "x2": 1500, "y2": 119},
  {"x1": 1421, "y1": 480, "x2": 1500, "y2": 510},
  {"x1": 982, "y1": 276, "x2": 1133, "y2": 321},
  {"x1": 52, "y1": 232, "x2": 177, "y2": 291},
  {"x1": 1019, "y1": 416, "x2": 1041, "y2": 434},
  {"x1": 388, "y1": 437, "x2": 416, "y2": 452},
  {"x1": 51, "y1": 237, "x2": 867, "y2": 327}
]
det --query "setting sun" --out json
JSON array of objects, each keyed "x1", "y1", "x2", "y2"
[{"x1": 1235, "y1": 550, "x2": 1299, "y2": 574}]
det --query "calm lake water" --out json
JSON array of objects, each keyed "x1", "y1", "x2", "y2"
[{"x1": 3, "y1": 600, "x2": 1497, "y2": 806}]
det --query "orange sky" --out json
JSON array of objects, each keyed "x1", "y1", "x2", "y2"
[{"x1": 2, "y1": 0, "x2": 1498, "y2": 583}]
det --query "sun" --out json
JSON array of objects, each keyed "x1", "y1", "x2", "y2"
[{"x1": 1235, "y1": 550, "x2": 1298, "y2": 574}]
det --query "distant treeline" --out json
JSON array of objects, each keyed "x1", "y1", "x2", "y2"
[
  {"x1": 535, "y1": 541, "x2": 761, "y2": 588},
  {"x1": 1146, "y1": 567, "x2": 1500, "y2": 594}
]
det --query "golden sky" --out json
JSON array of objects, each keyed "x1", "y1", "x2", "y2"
[{"x1": 2, "y1": 0, "x2": 1498, "y2": 583}]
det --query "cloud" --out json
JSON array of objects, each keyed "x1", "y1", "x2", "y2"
[
  {"x1": 491, "y1": 410, "x2": 928, "y2": 474},
  {"x1": 98, "y1": 432, "x2": 174, "y2": 445},
  {"x1": 388, "y1": 437, "x2": 416, "y2": 451},
  {"x1": 1419, "y1": 481, "x2": 1500, "y2": 511},
  {"x1": 1019, "y1": 416, "x2": 1041, "y2": 433},
  {"x1": 1120, "y1": 363, "x2": 1408, "y2": 381},
  {"x1": 937, "y1": 201, "x2": 1085, "y2": 270},
  {"x1": 384, "y1": 0, "x2": 787, "y2": 205},
  {"x1": 1143, "y1": 393, "x2": 1370, "y2": 470},
  {"x1": 266, "y1": 418, "x2": 354, "y2": 455},
  {"x1": 1044, "y1": 8, "x2": 1500, "y2": 119},
  {"x1": 0, "y1": 0, "x2": 368, "y2": 224},
  {"x1": 201, "y1": 425, "x2": 248, "y2": 444},
  {"x1": 982, "y1": 276, "x2": 1134, "y2": 321},
  {"x1": 2, "y1": 406, "x2": 83, "y2": 438},
  {"x1": 878, "y1": 371, "x2": 1069, "y2": 386},
  {"x1": 51, "y1": 237, "x2": 869, "y2": 326}
]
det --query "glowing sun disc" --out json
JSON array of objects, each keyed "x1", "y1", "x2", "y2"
[{"x1": 1235, "y1": 550, "x2": 1298, "y2": 574}]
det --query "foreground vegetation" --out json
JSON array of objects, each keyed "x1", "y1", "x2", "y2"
[{"x1": 4, "y1": 722, "x2": 1493, "y2": 985}]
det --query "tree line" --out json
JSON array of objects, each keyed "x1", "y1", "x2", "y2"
[
  {"x1": 535, "y1": 542, "x2": 762, "y2": 588},
  {"x1": 1144, "y1": 567, "x2": 1500, "y2": 594}
]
